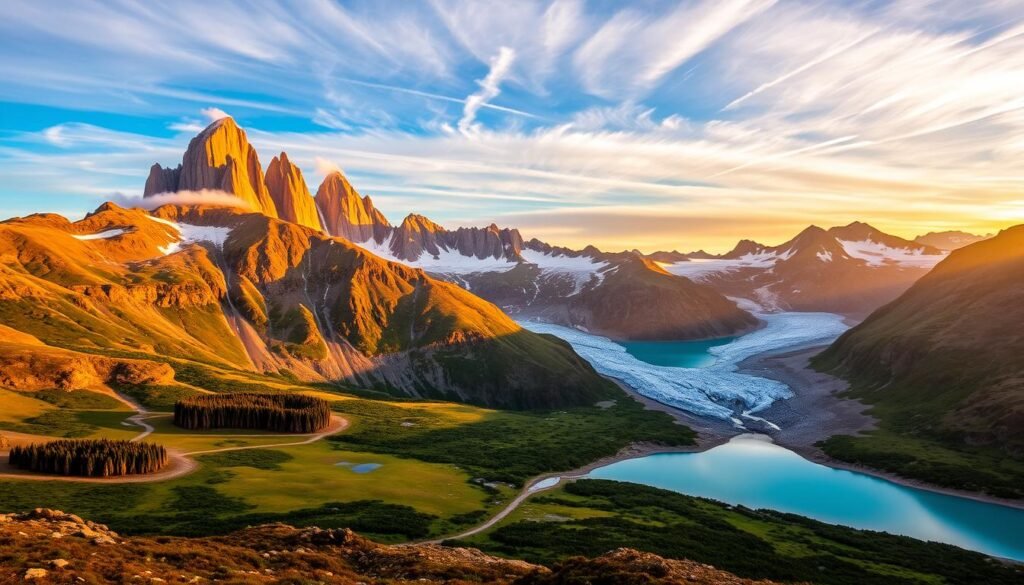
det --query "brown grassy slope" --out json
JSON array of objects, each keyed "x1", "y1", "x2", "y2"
[
  {"x1": 0, "y1": 509, "x2": 785, "y2": 585},
  {"x1": 817, "y1": 224, "x2": 1024, "y2": 452},
  {"x1": 0, "y1": 204, "x2": 249, "y2": 368},
  {"x1": 0, "y1": 203, "x2": 610, "y2": 409}
]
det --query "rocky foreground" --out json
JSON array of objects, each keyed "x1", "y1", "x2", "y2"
[{"x1": 0, "y1": 509, "x2": 787, "y2": 584}]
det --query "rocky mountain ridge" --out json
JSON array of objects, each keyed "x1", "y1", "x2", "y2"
[
  {"x1": 653, "y1": 221, "x2": 947, "y2": 316},
  {"x1": 0, "y1": 201, "x2": 609, "y2": 409},
  {"x1": 140, "y1": 117, "x2": 755, "y2": 341}
]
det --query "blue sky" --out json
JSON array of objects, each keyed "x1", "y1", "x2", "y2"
[{"x1": 1, "y1": 0, "x2": 1022, "y2": 252}]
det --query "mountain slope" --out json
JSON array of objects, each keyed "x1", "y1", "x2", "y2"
[
  {"x1": 818, "y1": 225, "x2": 1024, "y2": 453},
  {"x1": 659, "y1": 222, "x2": 946, "y2": 315},
  {"x1": 0, "y1": 203, "x2": 610, "y2": 409},
  {"x1": 340, "y1": 215, "x2": 755, "y2": 341},
  {"x1": 914, "y1": 230, "x2": 991, "y2": 250}
]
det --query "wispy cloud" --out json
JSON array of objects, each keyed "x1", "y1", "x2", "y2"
[
  {"x1": 458, "y1": 47, "x2": 516, "y2": 135},
  {"x1": 574, "y1": 0, "x2": 776, "y2": 99},
  {"x1": 2, "y1": 1, "x2": 1024, "y2": 251}
]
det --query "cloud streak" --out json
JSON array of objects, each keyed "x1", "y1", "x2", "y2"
[
  {"x1": 1, "y1": 1, "x2": 1023, "y2": 252},
  {"x1": 459, "y1": 46, "x2": 516, "y2": 135}
]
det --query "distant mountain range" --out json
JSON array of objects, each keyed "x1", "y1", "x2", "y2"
[
  {"x1": 913, "y1": 230, "x2": 992, "y2": 250},
  {"x1": 818, "y1": 225, "x2": 1024, "y2": 455},
  {"x1": 0, "y1": 120, "x2": 624, "y2": 409},
  {"x1": 650, "y1": 222, "x2": 947, "y2": 317},
  {"x1": 143, "y1": 117, "x2": 756, "y2": 342}
]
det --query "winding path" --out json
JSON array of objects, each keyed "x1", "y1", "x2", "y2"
[{"x1": 0, "y1": 393, "x2": 348, "y2": 484}]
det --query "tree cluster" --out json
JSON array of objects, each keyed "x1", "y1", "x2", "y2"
[
  {"x1": 173, "y1": 393, "x2": 331, "y2": 433},
  {"x1": 8, "y1": 439, "x2": 168, "y2": 477}
]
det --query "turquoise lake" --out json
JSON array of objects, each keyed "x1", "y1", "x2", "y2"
[
  {"x1": 588, "y1": 436, "x2": 1024, "y2": 561},
  {"x1": 619, "y1": 336, "x2": 736, "y2": 368}
]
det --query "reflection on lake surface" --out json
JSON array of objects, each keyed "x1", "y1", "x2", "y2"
[{"x1": 588, "y1": 435, "x2": 1024, "y2": 561}]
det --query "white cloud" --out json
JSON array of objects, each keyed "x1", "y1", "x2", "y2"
[
  {"x1": 201, "y1": 107, "x2": 230, "y2": 122},
  {"x1": 110, "y1": 189, "x2": 254, "y2": 210},
  {"x1": 458, "y1": 46, "x2": 516, "y2": 135}
]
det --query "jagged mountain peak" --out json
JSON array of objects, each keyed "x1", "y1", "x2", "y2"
[
  {"x1": 722, "y1": 239, "x2": 768, "y2": 259},
  {"x1": 265, "y1": 151, "x2": 322, "y2": 232},
  {"x1": 399, "y1": 213, "x2": 446, "y2": 234},
  {"x1": 314, "y1": 171, "x2": 391, "y2": 243},
  {"x1": 143, "y1": 117, "x2": 278, "y2": 218}
]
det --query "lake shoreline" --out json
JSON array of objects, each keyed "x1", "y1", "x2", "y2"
[
  {"x1": 600, "y1": 348, "x2": 1024, "y2": 511},
  {"x1": 742, "y1": 346, "x2": 1024, "y2": 511}
]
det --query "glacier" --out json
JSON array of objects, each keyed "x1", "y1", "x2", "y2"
[{"x1": 518, "y1": 307, "x2": 848, "y2": 426}]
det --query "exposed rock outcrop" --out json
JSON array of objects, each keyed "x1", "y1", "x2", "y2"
[
  {"x1": 0, "y1": 510, "x2": 786, "y2": 585},
  {"x1": 143, "y1": 117, "x2": 279, "y2": 217},
  {"x1": 265, "y1": 152, "x2": 323, "y2": 231},
  {"x1": 314, "y1": 171, "x2": 391, "y2": 242}
]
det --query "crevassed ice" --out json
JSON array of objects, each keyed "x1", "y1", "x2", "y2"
[
  {"x1": 73, "y1": 228, "x2": 127, "y2": 240},
  {"x1": 518, "y1": 308, "x2": 848, "y2": 426}
]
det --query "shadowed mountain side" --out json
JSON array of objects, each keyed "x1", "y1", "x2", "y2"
[
  {"x1": 0, "y1": 203, "x2": 612, "y2": 409},
  {"x1": 466, "y1": 256, "x2": 756, "y2": 340},
  {"x1": 817, "y1": 224, "x2": 1024, "y2": 454}
]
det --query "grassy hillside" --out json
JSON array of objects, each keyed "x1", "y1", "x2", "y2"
[
  {"x1": 814, "y1": 225, "x2": 1024, "y2": 498},
  {"x1": 460, "y1": 480, "x2": 1024, "y2": 585}
]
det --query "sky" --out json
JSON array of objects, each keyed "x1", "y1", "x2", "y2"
[{"x1": 1, "y1": 0, "x2": 1022, "y2": 253}]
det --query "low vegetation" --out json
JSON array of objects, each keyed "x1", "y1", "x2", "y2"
[
  {"x1": 330, "y1": 396, "x2": 696, "y2": 485},
  {"x1": 8, "y1": 439, "x2": 167, "y2": 477},
  {"x1": 461, "y1": 480, "x2": 1024, "y2": 585},
  {"x1": 173, "y1": 392, "x2": 331, "y2": 433}
]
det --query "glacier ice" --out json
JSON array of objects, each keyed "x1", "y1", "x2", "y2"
[{"x1": 519, "y1": 308, "x2": 848, "y2": 426}]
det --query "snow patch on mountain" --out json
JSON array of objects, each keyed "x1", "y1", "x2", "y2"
[
  {"x1": 145, "y1": 216, "x2": 232, "y2": 254},
  {"x1": 520, "y1": 249, "x2": 609, "y2": 294},
  {"x1": 519, "y1": 307, "x2": 848, "y2": 424},
  {"x1": 661, "y1": 252, "x2": 783, "y2": 281},
  {"x1": 361, "y1": 239, "x2": 519, "y2": 274},
  {"x1": 73, "y1": 228, "x2": 127, "y2": 240},
  {"x1": 837, "y1": 239, "x2": 945, "y2": 268}
]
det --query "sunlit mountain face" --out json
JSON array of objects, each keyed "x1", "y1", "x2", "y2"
[{"x1": 0, "y1": 1, "x2": 1021, "y2": 253}]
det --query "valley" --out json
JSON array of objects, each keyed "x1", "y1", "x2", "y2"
[{"x1": 1, "y1": 118, "x2": 1021, "y2": 584}]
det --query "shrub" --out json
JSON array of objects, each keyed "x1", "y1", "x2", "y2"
[
  {"x1": 9, "y1": 439, "x2": 167, "y2": 477},
  {"x1": 174, "y1": 393, "x2": 331, "y2": 433}
]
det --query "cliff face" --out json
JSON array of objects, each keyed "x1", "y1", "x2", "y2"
[
  {"x1": 386, "y1": 215, "x2": 524, "y2": 262},
  {"x1": 265, "y1": 152, "x2": 323, "y2": 232},
  {"x1": 314, "y1": 171, "x2": 391, "y2": 243},
  {"x1": 143, "y1": 117, "x2": 279, "y2": 218},
  {"x1": 818, "y1": 224, "x2": 1024, "y2": 453}
]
